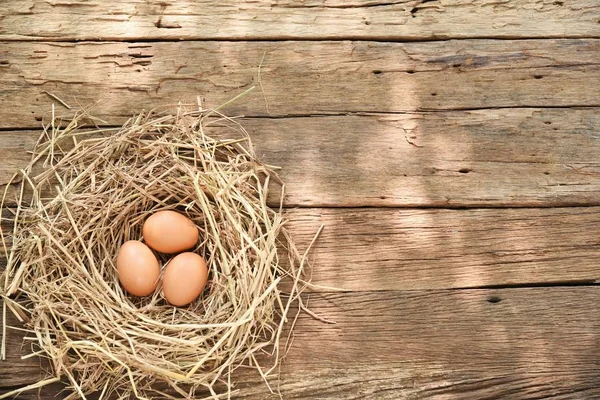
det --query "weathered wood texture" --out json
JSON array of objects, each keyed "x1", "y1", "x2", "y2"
[
  {"x1": 2, "y1": 207, "x2": 598, "y2": 291},
  {"x1": 1, "y1": 40, "x2": 599, "y2": 128},
  {"x1": 1, "y1": 0, "x2": 599, "y2": 41},
  {"x1": 4, "y1": 288, "x2": 600, "y2": 399},
  {"x1": 1, "y1": 2, "x2": 599, "y2": 399},
  {"x1": 2, "y1": 108, "x2": 600, "y2": 207},
  {"x1": 284, "y1": 207, "x2": 600, "y2": 290}
]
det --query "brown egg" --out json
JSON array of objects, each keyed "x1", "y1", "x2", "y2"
[
  {"x1": 162, "y1": 252, "x2": 208, "y2": 306},
  {"x1": 116, "y1": 240, "x2": 160, "y2": 297},
  {"x1": 143, "y1": 210, "x2": 199, "y2": 254}
]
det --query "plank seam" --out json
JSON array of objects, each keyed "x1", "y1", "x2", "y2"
[
  {"x1": 2, "y1": 106, "x2": 600, "y2": 131},
  {"x1": 2, "y1": 36, "x2": 600, "y2": 43}
]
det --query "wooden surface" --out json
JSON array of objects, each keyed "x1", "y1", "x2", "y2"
[
  {"x1": 5, "y1": 288, "x2": 600, "y2": 399},
  {"x1": 1, "y1": 1, "x2": 600, "y2": 399},
  {"x1": 2, "y1": 40, "x2": 600, "y2": 128},
  {"x1": 1, "y1": 0, "x2": 599, "y2": 41},
  {"x1": 2, "y1": 109, "x2": 600, "y2": 207}
]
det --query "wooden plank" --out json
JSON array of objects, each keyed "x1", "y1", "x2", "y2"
[
  {"x1": 3, "y1": 287, "x2": 600, "y2": 398},
  {"x1": 251, "y1": 111, "x2": 600, "y2": 207},
  {"x1": 0, "y1": 0, "x2": 599, "y2": 41},
  {"x1": 2, "y1": 207, "x2": 599, "y2": 291},
  {"x1": 283, "y1": 207, "x2": 600, "y2": 290},
  {"x1": 1, "y1": 109, "x2": 599, "y2": 207},
  {"x1": 1, "y1": 40, "x2": 599, "y2": 128}
]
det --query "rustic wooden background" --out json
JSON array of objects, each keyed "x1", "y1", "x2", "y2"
[{"x1": 1, "y1": 1, "x2": 600, "y2": 399}]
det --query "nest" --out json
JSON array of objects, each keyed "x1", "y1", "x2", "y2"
[{"x1": 1, "y1": 99, "x2": 319, "y2": 399}]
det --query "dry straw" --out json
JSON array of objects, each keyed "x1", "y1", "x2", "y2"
[{"x1": 0, "y1": 91, "x2": 321, "y2": 399}]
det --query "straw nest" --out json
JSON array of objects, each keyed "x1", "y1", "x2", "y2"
[{"x1": 1, "y1": 97, "x2": 318, "y2": 399}]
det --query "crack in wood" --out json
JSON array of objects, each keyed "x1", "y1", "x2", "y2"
[
  {"x1": 154, "y1": 3, "x2": 181, "y2": 29},
  {"x1": 273, "y1": 0, "x2": 411, "y2": 9},
  {"x1": 410, "y1": 0, "x2": 441, "y2": 17}
]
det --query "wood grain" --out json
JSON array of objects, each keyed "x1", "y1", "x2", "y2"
[
  {"x1": 1, "y1": 108, "x2": 600, "y2": 207},
  {"x1": 3, "y1": 287, "x2": 600, "y2": 399},
  {"x1": 2, "y1": 207, "x2": 599, "y2": 291},
  {"x1": 1, "y1": 40, "x2": 599, "y2": 128},
  {"x1": 1, "y1": 2, "x2": 599, "y2": 399},
  {"x1": 283, "y1": 207, "x2": 600, "y2": 290},
  {"x1": 1, "y1": 0, "x2": 599, "y2": 41}
]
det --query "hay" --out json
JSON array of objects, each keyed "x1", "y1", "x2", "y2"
[{"x1": 0, "y1": 94, "x2": 320, "y2": 399}]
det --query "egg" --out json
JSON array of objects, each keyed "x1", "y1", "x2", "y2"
[
  {"x1": 162, "y1": 252, "x2": 208, "y2": 306},
  {"x1": 143, "y1": 210, "x2": 199, "y2": 254},
  {"x1": 116, "y1": 240, "x2": 160, "y2": 297}
]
